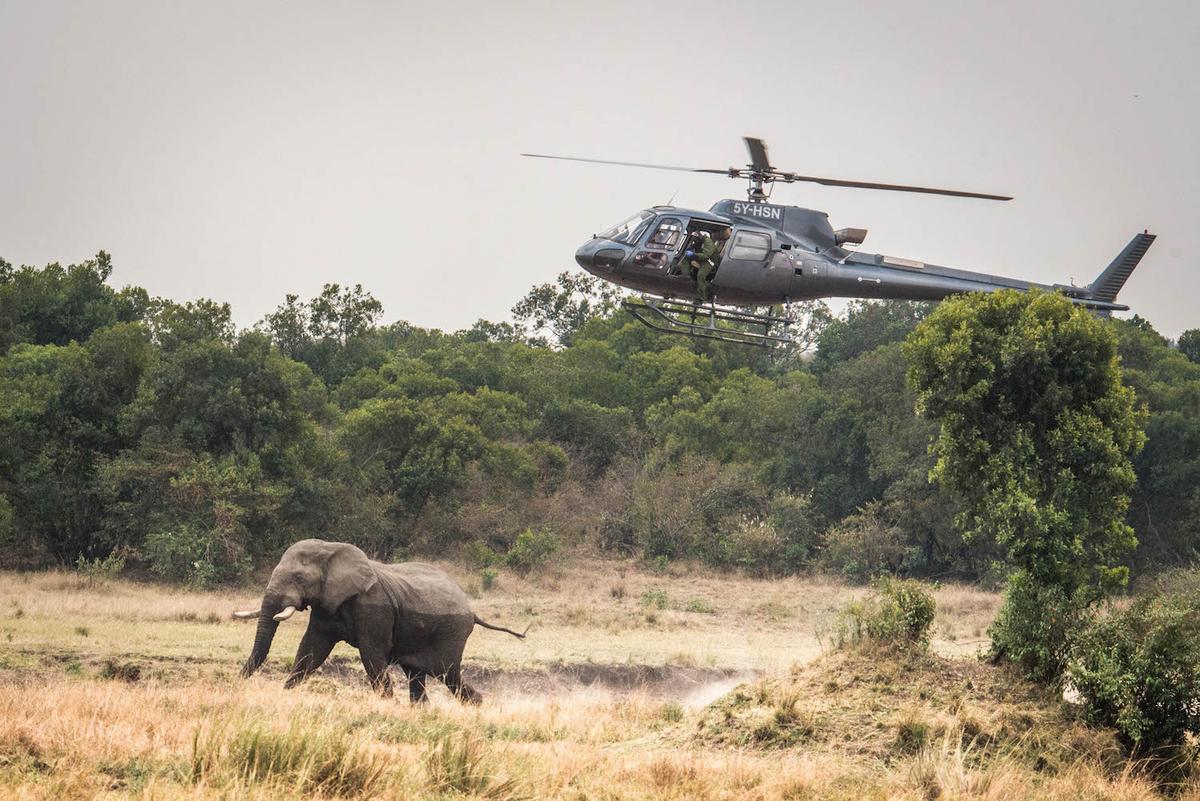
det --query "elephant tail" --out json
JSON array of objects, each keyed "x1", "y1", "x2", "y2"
[{"x1": 473, "y1": 615, "x2": 529, "y2": 639}]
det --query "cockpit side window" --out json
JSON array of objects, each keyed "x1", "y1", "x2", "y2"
[
  {"x1": 645, "y1": 217, "x2": 684, "y2": 250},
  {"x1": 728, "y1": 230, "x2": 771, "y2": 261},
  {"x1": 599, "y1": 211, "x2": 655, "y2": 245}
]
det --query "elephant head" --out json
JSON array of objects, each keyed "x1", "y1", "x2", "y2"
[{"x1": 234, "y1": 539, "x2": 377, "y2": 678}]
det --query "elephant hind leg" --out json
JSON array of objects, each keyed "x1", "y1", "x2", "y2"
[
  {"x1": 443, "y1": 664, "x2": 481, "y2": 705},
  {"x1": 402, "y1": 666, "x2": 428, "y2": 703}
]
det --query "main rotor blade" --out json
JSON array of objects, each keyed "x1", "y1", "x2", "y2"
[
  {"x1": 743, "y1": 137, "x2": 772, "y2": 171},
  {"x1": 779, "y1": 173, "x2": 1012, "y2": 201},
  {"x1": 521, "y1": 153, "x2": 730, "y2": 175}
]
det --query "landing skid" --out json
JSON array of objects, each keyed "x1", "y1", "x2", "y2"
[{"x1": 621, "y1": 298, "x2": 792, "y2": 347}]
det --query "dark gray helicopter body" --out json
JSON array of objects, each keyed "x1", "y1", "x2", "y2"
[
  {"x1": 574, "y1": 199, "x2": 1152, "y2": 309},
  {"x1": 529, "y1": 138, "x2": 1154, "y2": 345}
]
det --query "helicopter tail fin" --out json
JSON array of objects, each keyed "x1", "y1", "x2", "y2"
[{"x1": 1086, "y1": 232, "x2": 1155, "y2": 307}]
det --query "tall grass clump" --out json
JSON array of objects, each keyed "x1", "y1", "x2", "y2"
[
  {"x1": 424, "y1": 732, "x2": 522, "y2": 799},
  {"x1": 191, "y1": 713, "x2": 388, "y2": 797},
  {"x1": 836, "y1": 577, "x2": 936, "y2": 648}
]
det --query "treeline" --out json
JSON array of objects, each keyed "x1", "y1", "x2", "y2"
[{"x1": 0, "y1": 254, "x2": 1197, "y2": 585}]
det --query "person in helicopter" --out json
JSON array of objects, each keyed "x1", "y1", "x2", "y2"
[{"x1": 686, "y1": 227, "x2": 730, "y2": 301}]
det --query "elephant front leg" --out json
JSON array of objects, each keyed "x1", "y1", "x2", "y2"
[
  {"x1": 359, "y1": 646, "x2": 393, "y2": 698},
  {"x1": 285, "y1": 629, "x2": 335, "y2": 689}
]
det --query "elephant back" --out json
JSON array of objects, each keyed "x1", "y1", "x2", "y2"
[{"x1": 376, "y1": 561, "x2": 473, "y2": 618}]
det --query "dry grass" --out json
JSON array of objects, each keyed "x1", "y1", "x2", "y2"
[
  {"x1": 0, "y1": 559, "x2": 1173, "y2": 800},
  {"x1": 0, "y1": 559, "x2": 997, "y2": 678}
]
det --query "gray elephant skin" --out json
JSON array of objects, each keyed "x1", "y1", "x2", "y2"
[{"x1": 234, "y1": 538, "x2": 525, "y2": 702}]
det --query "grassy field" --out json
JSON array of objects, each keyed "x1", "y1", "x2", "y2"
[{"x1": 0, "y1": 558, "x2": 1179, "y2": 800}]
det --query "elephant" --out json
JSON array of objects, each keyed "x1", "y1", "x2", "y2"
[{"x1": 233, "y1": 538, "x2": 526, "y2": 703}]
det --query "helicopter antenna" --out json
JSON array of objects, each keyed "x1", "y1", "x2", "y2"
[
  {"x1": 665, "y1": 187, "x2": 679, "y2": 206},
  {"x1": 522, "y1": 138, "x2": 1012, "y2": 203}
]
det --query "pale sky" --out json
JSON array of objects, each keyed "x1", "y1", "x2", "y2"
[{"x1": 2, "y1": 1, "x2": 1197, "y2": 338}]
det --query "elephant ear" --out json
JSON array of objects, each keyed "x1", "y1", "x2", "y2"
[{"x1": 319, "y1": 543, "x2": 378, "y2": 612}]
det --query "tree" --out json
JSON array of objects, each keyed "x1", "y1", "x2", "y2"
[
  {"x1": 146, "y1": 298, "x2": 234, "y2": 351},
  {"x1": 905, "y1": 290, "x2": 1145, "y2": 681},
  {"x1": 511, "y1": 271, "x2": 623, "y2": 347},
  {"x1": 308, "y1": 283, "x2": 383, "y2": 344},
  {"x1": 1178, "y1": 328, "x2": 1200, "y2": 364},
  {"x1": 0, "y1": 324, "x2": 151, "y2": 563},
  {"x1": 814, "y1": 300, "x2": 932, "y2": 370},
  {"x1": 0, "y1": 252, "x2": 148, "y2": 354}
]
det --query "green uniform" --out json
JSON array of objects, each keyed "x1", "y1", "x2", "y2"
[{"x1": 691, "y1": 238, "x2": 721, "y2": 301}]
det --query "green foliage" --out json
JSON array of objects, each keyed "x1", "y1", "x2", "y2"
[
  {"x1": 75, "y1": 550, "x2": 126, "y2": 584},
  {"x1": 0, "y1": 251, "x2": 148, "y2": 354},
  {"x1": 510, "y1": 270, "x2": 622, "y2": 347},
  {"x1": 1177, "y1": 328, "x2": 1200, "y2": 364},
  {"x1": 819, "y1": 502, "x2": 910, "y2": 584},
  {"x1": 2, "y1": 251, "x2": 1195, "y2": 598},
  {"x1": 814, "y1": 300, "x2": 931, "y2": 370},
  {"x1": 1068, "y1": 590, "x2": 1200, "y2": 754},
  {"x1": 640, "y1": 587, "x2": 669, "y2": 610},
  {"x1": 0, "y1": 494, "x2": 14, "y2": 552},
  {"x1": 685, "y1": 597, "x2": 714, "y2": 614},
  {"x1": 988, "y1": 571, "x2": 1086, "y2": 684},
  {"x1": 836, "y1": 578, "x2": 937, "y2": 647},
  {"x1": 504, "y1": 528, "x2": 561, "y2": 574},
  {"x1": 1110, "y1": 319, "x2": 1200, "y2": 569},
  {"x1": 479, "y1": 567, "x2": 498, "y2": 591},
  {"x1": 538, "y1": 399, "x2": 632, "y2": 475},
  {"x1": 906, "y1": 290, "x2": 1144, "y2": 682},
  {"x1": 906, "y1": 290, "x2": 1144, "y2": 596}
]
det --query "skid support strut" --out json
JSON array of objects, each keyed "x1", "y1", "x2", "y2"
[{"x1": 621, "y1": 298, "x2": 792, "y2": 347}]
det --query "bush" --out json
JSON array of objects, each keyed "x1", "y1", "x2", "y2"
[
  {"x1": 1068, "y1": 592, "x2": 1200, "y2": 753},
  {"x1": 989, "y1": 571, "x2": 1087, "y2": 685},
  {"x1": 75, "y1": 550, "x2": 127, "y2": 586},
  {"x1": 819, "y1": 502, "x2": 908, "y2": 584},
  {"x1": 641, "y1": 587, "x2": 669, "y2": 610},
  {"x1": 479, "y1": 568, "x2": 498, "y2": 591},
  {"x1": 504, "y1": 528, "x2": 561, "y2": 574},
  {"x1": 719, "y1": 515, "x2": 787, "y2": 577},
  {"x1": 836, "y1": 578, "x2": 936, "y2": 648}
]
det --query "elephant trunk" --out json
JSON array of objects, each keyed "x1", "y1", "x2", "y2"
[{"x1": 241, "y1": 597, "x2": 283, "y2": 678}]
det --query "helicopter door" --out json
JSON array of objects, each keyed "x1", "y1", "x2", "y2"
[{"x1": 712, "y1": 229, "x2": 772, "y2": 293}]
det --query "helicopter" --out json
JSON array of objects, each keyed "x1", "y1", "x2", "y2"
[{"x1": 523, "y1": 138, "x2": 1155, "y2": 346}]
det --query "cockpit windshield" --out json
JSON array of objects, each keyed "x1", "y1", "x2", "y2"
[{"x1": 598, "y1": 211, "x2": 654, "y2": 245}]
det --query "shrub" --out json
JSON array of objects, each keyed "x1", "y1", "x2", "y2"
[
  {"x1": 836, "y1": 578, "x2": 936, "y2": 648},
  {"x1": 641, "y1": 587, "x2": 669, "y2": 610},
  {"x1": 819, "y1": 502, "x2": 908, "y2": 584},
  {"x1": 504, "y1": 528, "x2": 561, "y2": 574},
  {"x1": 1068, "y1": 592, "x2": 1200, "y2": 753},
  {"x1": 989, "y1": 571, "x2": 1087, "y2": 685},
  {"x1": 75, "y1": 550, "x2": 127, "y2": 586},
  {"x1": 144, "y1": 524, "x2": 250, "y2": 588},
  {"x1": 719, "y1": 515, "x2": 787, "y2": 576},
  {"x1": 768, "y1": 492, "x2": 820, "y2": 570},
  {"x1": 479, "y1": 568, "x2": 498, "y2": 591},
  {"x1": 685, "y1": 597, "x2": 714, "y2": 614}
]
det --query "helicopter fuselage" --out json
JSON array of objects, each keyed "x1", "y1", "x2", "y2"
[{"x1": 574, "y1": 199, "x2": 1132, "y2": 312}]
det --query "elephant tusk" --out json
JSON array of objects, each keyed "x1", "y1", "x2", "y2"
[
  {"x1": 232, "y1": 609, "x2": 261, "y2": 619},
  {"x1": 273, "y1": 606, "x2": 297, "y2": 622}
]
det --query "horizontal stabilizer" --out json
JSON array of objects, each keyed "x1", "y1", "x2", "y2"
[{"x1": 1088, "y1": 232, "x2": 1155, "y2": 304}]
